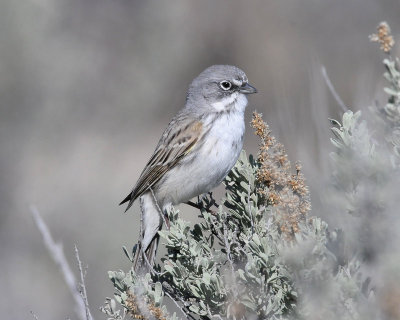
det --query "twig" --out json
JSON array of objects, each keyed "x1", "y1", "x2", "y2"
[
  {"x1": 134, "y1": 196, "x2": 146, "y2": 270},
  {"x1": 207, "y1": 305, "x2": 223, "y2": 320},
  {"x1": 186, "y1": 200, "x2": 204, "y2": 210},
  {"x1": 247, "y1": 183, "x2": 254, "y2": 236},
  {"x1": 186, "y1": 200, "x2": 217, "y2": 215},
  {"x1": 207, "y1": 305, "x2": 214, "y2": 319},
  {"x1": 162, "y1": 283, "x2": 197, "y2": 320},
  {"x1": 74, "y1": 246, "x2": 94, "y2": 320},
  {"x1": 142, "y1": 248, "x2": 162, "y2": 276},
  {"x1": 321, "y1": 66, "x2": 348, "y2": 112},
  {"x1": 186, "y1": 192, "x2": 219, "y2": 214},
  {"x1": 30, "y1": 205, "x2": 88, "y2": 320},
  {"x1": 149, "y1": 187, "x2": 169, "y2": 229},
  {"x1": 201, "y1": 211, "x2": 224, "y2": 242},
  {"x1": 223, "y1": 220, "x2": 235, "y2": 276},
  {"x1": 164, "y1": 291, "x2": 190, "y2": 319},
  {"x1": 222, "y1": 215, "x2": 240, "y2": 305},
  {"x1": 206, "y1": 192, "x2": 220, "y2": 208}
]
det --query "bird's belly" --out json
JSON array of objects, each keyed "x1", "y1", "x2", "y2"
[{"x1": 157, "y1": 112, "x2": 244, "y2": 206}]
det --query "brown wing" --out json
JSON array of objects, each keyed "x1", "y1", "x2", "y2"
[{"x1": 120, "y1": 118, "x2": 203, "y2": 212}]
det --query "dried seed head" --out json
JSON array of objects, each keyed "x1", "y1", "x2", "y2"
[
  {"x1": 251, "y1": 112, "x2": 311, "y2": 239},
  {"x1": 125, "y1": 292, "x2": 167, "y2": 320},
  {"x1": 370, "y1": 21, "x2": 395, "y2": 53}
]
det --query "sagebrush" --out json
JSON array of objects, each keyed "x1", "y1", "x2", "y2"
[{"x1": 104, "y1": 22, "x2": 400, "y2": 320}]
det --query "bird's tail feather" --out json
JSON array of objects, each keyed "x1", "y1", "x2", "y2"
[
  {"x1": 119, "y1": 192, "x2": 135, "y2": 212},
  {"x1": 133, "y1": 191, "x2": 163, "y2": 273},
  {"x1": 132, "y1": 234, "x2": 160, "y2": 272}
]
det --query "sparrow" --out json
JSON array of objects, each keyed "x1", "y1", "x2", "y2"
[{"x1": 120, "y1": 65, "x2": 257, "y2": 271}]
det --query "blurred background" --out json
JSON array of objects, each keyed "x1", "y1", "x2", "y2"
[{"x1": 1, "y1": 0, "x2": 399, "y2": 319}]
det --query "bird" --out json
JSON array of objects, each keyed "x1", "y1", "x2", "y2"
[{"x1": 120, "y1": 65, "x2": 257, "y2": 271}]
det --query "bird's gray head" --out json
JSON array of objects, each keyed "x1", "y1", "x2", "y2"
[{"x1": 186, "y1": 65, "x2": 257, "y2": 113}]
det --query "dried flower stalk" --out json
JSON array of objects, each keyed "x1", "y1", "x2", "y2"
[
  {"x1": 370, "y1": 21, "x2": 395, "y2": 53},
  {"x1": 251, "y1": 112, "x2": 311, "y2": 238},
  {"x1": 125, "y1": 292, "x2": 167, "y2": 320}
]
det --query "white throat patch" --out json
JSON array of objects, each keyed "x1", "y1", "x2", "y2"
[{"x1": 211, "y1": 92, "x2": 247, "y2": 112}]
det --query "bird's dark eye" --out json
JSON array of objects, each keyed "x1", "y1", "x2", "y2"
[{"x1": 219, "y1": 81, "x2": 232, "y2": 91}]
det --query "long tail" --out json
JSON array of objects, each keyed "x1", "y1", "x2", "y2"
[
  {"x1": 133, "y1": 234, "x2": 160, "y2": 272},
  {"x1": 133, "y1": 191, "x2": 163, "y2": 273}
]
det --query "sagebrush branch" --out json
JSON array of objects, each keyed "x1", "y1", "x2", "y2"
[{"x1": 30, "y1": 205, "x2": 92, "y2": 320}]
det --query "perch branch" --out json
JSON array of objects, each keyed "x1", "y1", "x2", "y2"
[
  {"x1": 74, "y1": 246, "x2": 94, "y2": 320},
  {"x1": 30, "y1": 205, "x2": 90, "y2": 320}
]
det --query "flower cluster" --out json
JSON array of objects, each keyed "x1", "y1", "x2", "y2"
[
  {"x1": 369, "y1": 21, "x2": 395, "y2": 53},
  {"x1": 251, "y1": 111, "x2": 311, "y2": 238},
  {"x1": 124, "y1": 292, "x2": 167, "y2": 320},
  {"x1": 104, "y1": 22, "x2": 400, "y2": 320}
]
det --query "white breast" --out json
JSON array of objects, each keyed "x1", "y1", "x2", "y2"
[
  {"x1": 158, "y1": 94, "x2": 248, "y2": 207},
  {"x1": 199, "y1": 108, "x2": 245, "y2": 181}
]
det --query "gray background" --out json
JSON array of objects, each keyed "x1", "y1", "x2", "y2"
[{"x1": 1, "y1": 0, "x2": 399, "y2": 319}]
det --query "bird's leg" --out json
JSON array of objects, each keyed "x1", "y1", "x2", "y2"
[{"x1": 207, "y1": 192, "x2": 219, "y2": 209}]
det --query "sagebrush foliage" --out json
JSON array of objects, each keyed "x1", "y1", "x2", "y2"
[
  {"x1": 108, "y1": 150, "x2": 298, "y2": 319},
  {"x1": 105, "y1": 23, "x2": 400, "y2": 320}
]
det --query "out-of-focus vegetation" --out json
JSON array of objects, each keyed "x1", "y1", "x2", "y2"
[
  {"x1": 2, "y1": 1, "x2": 400, "y2": 319},
  {"x1": 106, "y1": 23, "x2": 400, "y2": 319}
]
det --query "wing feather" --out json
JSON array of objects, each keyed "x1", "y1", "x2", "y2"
[{"x1": 120, "y1": 117, "x2": 202, "y2": 211}]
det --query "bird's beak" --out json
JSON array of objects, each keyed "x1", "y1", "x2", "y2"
[{"x1": 239, "y1": 83, "x2": 257, "y2": 94}]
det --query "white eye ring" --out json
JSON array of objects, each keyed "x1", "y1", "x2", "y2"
[{"x1": 219, "y1": 81, "x2": 232, "y2": 91}]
